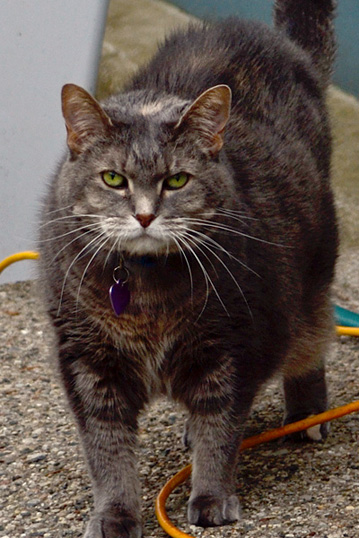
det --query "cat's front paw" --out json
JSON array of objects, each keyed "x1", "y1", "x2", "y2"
[
  {"x1": 84, "y1": 512, "x2": 142, "y2": 538},
  {"x1": 188, "y1": 494, "x2": 240, "y2": 527}
]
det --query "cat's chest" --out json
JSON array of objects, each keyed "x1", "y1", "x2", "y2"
[
  {"x1": 109, "y1": 312, "x2": 177, "y2": 355},
  {"x1": 97, "y1": 306, "x2": 187, "y2": 394},
  {"x1": 91, "y1": 270, "x2": 197, "y2": 356}
]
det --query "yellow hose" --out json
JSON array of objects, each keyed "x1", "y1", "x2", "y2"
[
  {"x1": 0, "y1": 251, "x2": 39, "y2": 274},
  {"x1": 336, "y1": 325, "x2": 359, "y2": 337}
]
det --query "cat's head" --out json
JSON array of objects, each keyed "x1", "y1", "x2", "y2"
[{"x1": 57, "y1": 83, "x2": 234, "y2": 258}]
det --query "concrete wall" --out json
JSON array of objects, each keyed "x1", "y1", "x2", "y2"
[{"x1": 0, "y1": 0, "x2": 109, "y2": 283}]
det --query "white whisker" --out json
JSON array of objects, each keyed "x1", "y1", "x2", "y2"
[
  {"x1": 39, "y1": 213, "x2": 104, "y2": 228},
  {"x1": 176, "y1": 231, "x2": 229, "y2": 317},
  {"x1": 175, "y1": 234, "x2": 210, "y2": 320},
  {"x1": 38, "y1": 222, "x2": 103, "y2": 243},
  {"x1": 50, "y1": 224, "x2": 104, "y2": 264},
  {"x1": 57, "y1": 229, "x2": 108, "y2": 315},
  {"x1": 179, "y1": 226, "x2": 261, "y2": 279},
  {"x1": 168, "y1": 232, "x2": 194, "y2": 302},
  {"x1": 44, "y1": 204, "x2": 73, "y2": 215},
  {"x1": 181, "y1": 217, "x2": 285, "y2": 247},
  {"x1": 76, "y1": 234, "x2": 113, "y2": 312},
  {"x1": 214, "y1": 208, "x2": 258, "y2": 221},
  {"x1": 180, "y1": 229, "x2": 253, "y2": 320},
  {"x1": 103, "y1": 227, "x2": 123, "y2": 270}
]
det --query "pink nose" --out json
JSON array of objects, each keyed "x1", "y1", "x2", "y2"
[{"x1": 135, "y1": 213, "x2": 156, "y2": 228}]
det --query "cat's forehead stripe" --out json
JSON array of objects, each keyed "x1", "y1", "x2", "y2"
[
  {"x1": 137, "y1": 96, "x2": 189, "y2": 120},
  {"x1": 139, "y1": 101, "x2": 166, "y2": 116}
]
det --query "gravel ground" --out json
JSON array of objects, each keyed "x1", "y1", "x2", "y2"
[{"x1": 1, "y1": 279, "x2": 359, "y2": 538}]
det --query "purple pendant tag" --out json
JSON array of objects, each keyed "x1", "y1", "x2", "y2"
[{"x1": 109, "y1": 279, "x2": 130, "y2": 316}]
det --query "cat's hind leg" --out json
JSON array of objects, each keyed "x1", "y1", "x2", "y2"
[
  {"x1": 282, "y1": 293, "x2": 334, "y2": 442},
  {"x1": 283, "y1": 361, "x2": 329, "y2": 441}
]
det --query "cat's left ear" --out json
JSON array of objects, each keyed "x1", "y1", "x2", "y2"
[
  {"x1": 175, "y1": 85, "x2": 232, "y2": 155},
  {"x1": 61, "y1": 83, "x2": 113, "y2": 156}
]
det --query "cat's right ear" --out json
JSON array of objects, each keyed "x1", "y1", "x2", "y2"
[
  {"x1": 174, "y1": 85, "x2": 232, "y2": 156},
  {"x1": 61, "y1": 84, "x2": 113, "y2": 156}
]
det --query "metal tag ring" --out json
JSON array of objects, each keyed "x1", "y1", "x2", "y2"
[{"x1": 113, "y1": 261, "x2": 130, "y2": 284}]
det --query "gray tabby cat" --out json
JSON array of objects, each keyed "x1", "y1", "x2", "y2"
[{"x1": 38, "y1": 0, "x2": 338, "y2": 536}]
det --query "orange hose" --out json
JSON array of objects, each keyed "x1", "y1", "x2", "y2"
[{"x1": 156, "y1": 400, "x2": 359, "y2": 538}]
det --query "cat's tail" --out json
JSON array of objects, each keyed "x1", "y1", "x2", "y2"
[{"x1": 273, "y1": 0, "x2": 336, "y2": 88}]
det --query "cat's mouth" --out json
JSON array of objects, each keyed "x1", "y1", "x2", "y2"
[
  {"x1": 101, "y1": 216, "x2": 182, "y2": 256},
  {"x1": 120, "y1": 228, "x2": 176, "y2": 256}
]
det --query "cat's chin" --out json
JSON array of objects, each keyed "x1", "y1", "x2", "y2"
[{"x1": 121, "y1": 236, "x2": 176, "y2": 257}]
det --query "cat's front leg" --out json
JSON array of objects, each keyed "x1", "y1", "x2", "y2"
[
  {"x1": 187, "y1": 420, "x2": 241, "y2": 527},
  {"x1": 83, "y1": 427, "x2": 142, "y2": 538},
  {"x1": 184, "y1": 384, "x2": 255, "y2": 527},
  {"x1": 57, "y1": 336, "x2": 145, "y2": 538}
]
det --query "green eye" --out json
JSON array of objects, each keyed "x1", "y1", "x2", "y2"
[
  {"x1": 164, "y1": 172, "x2": 189, "y2": 191},
  {"x1": 101, "y1": 171, "x2": 127, "y2": 189}
]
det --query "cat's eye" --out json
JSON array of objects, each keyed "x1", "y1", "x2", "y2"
[
  {"x1": 101, "y1": 170, "x2": 127, "y2": 189},
  {"x1": 163, "y1": 172, "x2": 189, "y2": 191}
]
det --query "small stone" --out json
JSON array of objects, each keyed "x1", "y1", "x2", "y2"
[
  {"x1": 27, "y1": 499, "x2": 41, "y2": 508},
  {"x1": 26, "y1": 453, "x2": 47, "y2": 463},
  {"x1": 32, "y1": 428, "x2": 44, "y2": 437}
]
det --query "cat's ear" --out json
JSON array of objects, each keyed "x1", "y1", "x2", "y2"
[
  {"x1": 61, "y1": 84, "x2": 113, "y2": 155},
  {"x1": 175, "y1": 85, "x2": 232, "y2": 155}
]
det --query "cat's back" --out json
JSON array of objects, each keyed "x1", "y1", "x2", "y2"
[{"x1": 128, "y1": 17, "x2": 317, "y2": 103}]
